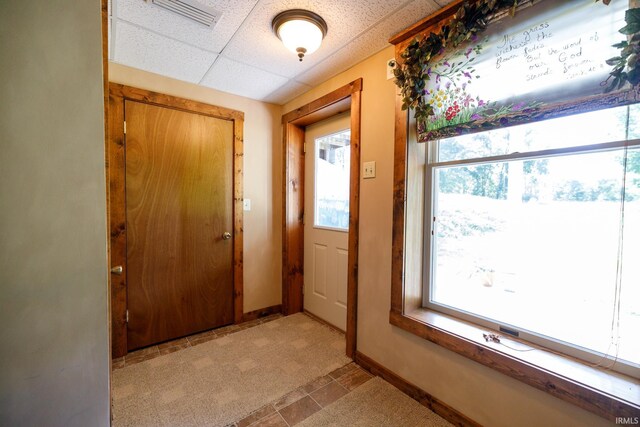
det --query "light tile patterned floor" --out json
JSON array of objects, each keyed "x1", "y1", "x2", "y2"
[
  {"x1": 112, "y1": 313, "x2": 451, "y2": 427},
  {"x1": 231, "y1": 363, "x2": 373, "y2": 427},
  {"x1": 112, "y1": 313, "x2": 352, "y2": 426},
  {"x1": 112, "y1": 314, "x2": 282, "y2": 370}
]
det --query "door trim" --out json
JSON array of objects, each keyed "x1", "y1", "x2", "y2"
[
  {"x1": 107, "y1": 83, "x2": 244, "y2": 358},
  {"x1": 281, "y1": 78, "x2": 362, "y2": 359}
]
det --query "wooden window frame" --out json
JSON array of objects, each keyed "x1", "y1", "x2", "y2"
[
  {"x1": 107, "y1": 83, "x2": 245, "y2": 358},
  {"x1": 389, "y1": 2, "x2": 640, "y2": 423},
  {"x1": 281, "y1": 79, "x2": 363, "y2": 359}
]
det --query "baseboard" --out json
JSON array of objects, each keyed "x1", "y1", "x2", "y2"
[
  {"x1": 241, "y1": 304, "x2": 282, "y2": 323},
  {"x1": 355, "y1": 351, "x2": 481, "y2": 427}
]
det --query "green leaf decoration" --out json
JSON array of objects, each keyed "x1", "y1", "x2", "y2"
[
  {"x1": 626, "y1": 8, "x2": 640, "y2": 24},
  {"x1": 604, "y1": 6, "x2": 640, "y2": 91},
  {"x1": 620, "y1": 23, "x2": 640, "y2": 35},
  {"x1": 628, "y1": 67, "x2": 640, "y2": 85},
  {"x1": 606, "y1": 56, "x2": 623, "y2": 66}
]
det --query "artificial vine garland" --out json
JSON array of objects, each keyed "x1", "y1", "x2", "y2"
[
  {"x1": 393, "y1": 0, "x2": 640, "y2": 124},
  {"x1": 605, "y1": 7, "x2": 640, "y2": 92}
]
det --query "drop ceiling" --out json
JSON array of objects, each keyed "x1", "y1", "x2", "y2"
[{"x1": 108, "y1": 0, "x2": 453, "y2": 104}]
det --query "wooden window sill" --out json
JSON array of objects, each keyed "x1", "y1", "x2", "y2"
[{"x1": 389, "y1": 308, "x2": 640, "y2": 422}]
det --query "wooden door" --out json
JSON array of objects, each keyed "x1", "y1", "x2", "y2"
[
  {"x1": 303, "y1": 112, "x2": 351, "y2": 331},
  {"x1": 125, "y1": 100, "x2": 234, "y2": 350}
]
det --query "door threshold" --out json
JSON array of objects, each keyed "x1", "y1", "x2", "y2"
[{"x1": 112, "y1": 313, "x2": 283, "y2": 370}]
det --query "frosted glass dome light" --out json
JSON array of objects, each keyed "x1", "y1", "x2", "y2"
[{"x1": 272, "y1": 10, "x2": 328, "y2": 62}]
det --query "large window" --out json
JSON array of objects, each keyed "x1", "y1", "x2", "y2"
[{"x1": 425, "y1": 104, "x2": 640, "y2": 378}]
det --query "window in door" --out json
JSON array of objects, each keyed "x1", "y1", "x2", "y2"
[{"x1": 314, "y1": 129, "x2": 351, "y2": 230}]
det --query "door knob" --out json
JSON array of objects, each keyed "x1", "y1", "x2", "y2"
[
  {"x1": 110, "y1": 265, "x2": 123, "y2": 275},
  {"x1": 222, "y1": 232, "x2": 232, "y2": 240}
]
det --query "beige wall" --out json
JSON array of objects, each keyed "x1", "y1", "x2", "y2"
[
  {"x1": 0, "y1": 1, "x2": 110, "y2": 425},
  {"x1": 109, "y1": 64, "x2": 282, "y2": 313},
  {"x1": 284, "y1": 47, "x2": 611, "y2": 426}
]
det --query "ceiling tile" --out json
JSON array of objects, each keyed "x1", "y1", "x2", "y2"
[
  {"x1": 114, "y1": 20, "x2": 217, "y2": 84},
  {"x1": 221, "y1": 0, "x2": 408, "y2": 78},
  {"x1": 200, "y1": 57, "x2": 289, "y2": 100},
  {"x1": 109, "y1": 0, "x2": 454, "y2": 103},
  {"x1": 296, "y1": 0, "x2": 442, "y2": 86},
  {"x1": 263, "y1": 80, "x2": 313, "y2": 104},
  {"x1": 116, "y1": 0, "x2": 258, "y2": 53}
]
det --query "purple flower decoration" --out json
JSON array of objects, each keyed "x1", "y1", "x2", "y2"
[
  {"x1": 512, "y1": 102, "x2": 525, "y2": 111},
  {"x1": 471, "y1": 113, "x2": 481, "y2": 120},
  {"x1": 463, "y1": 71, "x2": 472, "y2": 79},
  {"x1": 445, "y1": 82, "x2": 451, "y2": 89},
  {"x1": 478, "y1": 99, "x2": 486, "y2": 107},
  {"x1": 443, "y1": 61, "x2": 451, "y2": 67},
  {"x1": 427, "y1": 67, "x2": 432, "y2": 75}
]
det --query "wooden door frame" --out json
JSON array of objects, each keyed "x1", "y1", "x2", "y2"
[
  {"x1": 282, "y1": 79, "x2": 362, "y2": 359},
  {"x1": 107, "y1": 83, "x2": 244, "y2": 358}
]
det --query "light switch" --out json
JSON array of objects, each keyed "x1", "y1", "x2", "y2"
[
  {"x1": 243, "y1": 199, "x2": 251, "y2": 211},
  {"x1": 363, "y1": 161, "x2": 376, "y2": 179}
]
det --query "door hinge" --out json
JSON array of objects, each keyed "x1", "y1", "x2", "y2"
[
  {"x1": 123, "y1": 121, "x2": 127, "y2": 134},
  {"x1": 303, "y1": 142, "x2": 306, "y2": 154},
  {"x1": 126, "y1": 310, "x2": 129, "y2": 323}
]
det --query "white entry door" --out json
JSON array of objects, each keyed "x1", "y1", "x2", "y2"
[{"x1": 304, "y1": 112, "x2": 351, "y2": 331}]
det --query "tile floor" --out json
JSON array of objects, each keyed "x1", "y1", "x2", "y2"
[
  {"x1": 231, "y1": 363, "x2": 373, "y2": 427},
  {"x1": 112, "y1": 314, "x2": 375, "y2": 426},
  {"x1": 112, "y1": 314, "x2": 283, "y2": 369}
]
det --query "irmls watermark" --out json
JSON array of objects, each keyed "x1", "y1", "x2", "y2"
[{"x1": 616, "y1": 417, "x2": 639, "y2": 425}]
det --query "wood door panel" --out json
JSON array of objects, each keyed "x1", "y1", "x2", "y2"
[{"x1": 125, "y1": 100, "x2": 233, "y2": 350}]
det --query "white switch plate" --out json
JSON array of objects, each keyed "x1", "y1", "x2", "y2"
[
  {"x1": 363, "y1": 161, "x2": 376, "y2": 179},
  {"x1": 243, "y1": 199, "x2": 251, "y2": 211},
  {"x1": 386, "y1": 59, "x2": 396, "y2": 80}
]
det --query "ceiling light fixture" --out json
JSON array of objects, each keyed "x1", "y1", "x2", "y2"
[{"x1": 272, "y1": 9, "x2": 328, "y2": 62}]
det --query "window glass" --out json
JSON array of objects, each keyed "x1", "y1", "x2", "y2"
[
  {"x1": 427, "y1": 106, "x2": 640, "y2": 374},
  {"x1": 438, "y1": 104, "x2": 632, "y2": 162},
  {"x1": 315, "y1": 130, "x2": 350, "y2": 230},
  {"x1": 629, "y1": 103, "x2": 640, "y2": 140}
]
